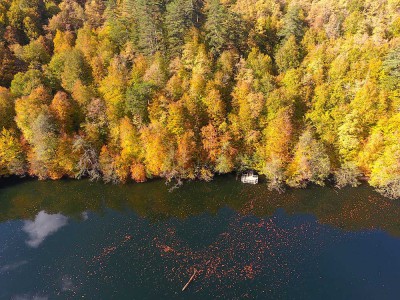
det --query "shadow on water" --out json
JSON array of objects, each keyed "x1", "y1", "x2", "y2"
[{"x1": 0, "y1": 175, "x2": 36, "y2": 189}]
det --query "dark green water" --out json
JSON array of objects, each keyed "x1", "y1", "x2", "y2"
[{"x1": 1, "y1": 176, "x2": 400, "y2": 299}]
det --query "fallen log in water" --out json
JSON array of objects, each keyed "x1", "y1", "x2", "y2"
[{"x1": 182, "y1": 268, "x2": 197, "y2": 291}]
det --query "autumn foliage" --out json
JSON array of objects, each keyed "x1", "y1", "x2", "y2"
[{"x1": 0, "y1": 0, "x2": 399, "y2": 199}]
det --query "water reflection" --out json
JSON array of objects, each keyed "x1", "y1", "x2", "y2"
[
  {"x1": 0, "y1": 260, "x2": 28, "y2": 274},
  {"x1": 12, "y1": 294, "x2": 48, "y2": 300},
  {"x1": 81, "y1": 211, "x2": 89, "y2": 221},
  {"x1": 23, "y1": 211, "x2": 68, "y2": 248},
  {"x1": 1, "y1": 177, "x2": 400, "y2": 299},
  {"x1": 0, "y1": 176, "x2": 399, "y2": 236},
  {"x1": 60, "y1": 275, "x2": 76, "y2": 292}
]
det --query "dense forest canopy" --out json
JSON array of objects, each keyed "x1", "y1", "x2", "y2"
[{"x1": 0, "y1": 0, "x2": 399, "y2": 198}]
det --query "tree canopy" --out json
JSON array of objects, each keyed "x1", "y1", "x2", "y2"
[{"x1": 0, "y1": 0, "x2": 399, "y2": 199}]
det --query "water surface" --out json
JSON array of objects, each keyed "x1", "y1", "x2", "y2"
[{"x1": 1, "y1": 176, "x2": 400, "y2": 299}]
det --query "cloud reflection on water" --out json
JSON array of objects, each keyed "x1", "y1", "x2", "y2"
[
  {"x1": 12, "y1": 295, "x2": 48, "y2": 300},
  {"x1": 81, "y1": 211, "x2": 89, "y2": 221},
  {"x1": 23, "y1": 211, "x2": 68, "y2": 248},
  {"x1": 61, "y1": 275, "x2": 76, "y2": 292},
  {"x1": 0, "y1": 260, "x2": 28, "y2": 274}
]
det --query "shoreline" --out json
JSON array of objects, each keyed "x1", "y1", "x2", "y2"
[{"x1": 0, "y1": 173, "x2": 395, "y2": 201}]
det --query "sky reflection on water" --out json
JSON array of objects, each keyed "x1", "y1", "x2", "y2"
[{"x1": 23, "y1": 211, "x2": 68, "y2": 248}]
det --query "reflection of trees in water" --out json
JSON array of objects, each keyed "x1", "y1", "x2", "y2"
[
  {"x1": 150, "y1": 201, "x2": 341, "y2": 298},
  {"x1": 0, "y1": 177, "x2": 400, "y2": 236}
]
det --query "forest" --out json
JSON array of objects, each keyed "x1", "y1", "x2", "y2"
[{"x1": 0, "y1": 0, "x2": 399, "y2": 199}]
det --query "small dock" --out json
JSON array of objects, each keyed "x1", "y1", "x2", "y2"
[{"x1": 241, "y1": 171, "x2": 259, "y2": 184}]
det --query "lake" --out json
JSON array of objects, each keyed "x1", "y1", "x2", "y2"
[{"x1": 1, "y1": 176, "x2": 400, "y2": 299}]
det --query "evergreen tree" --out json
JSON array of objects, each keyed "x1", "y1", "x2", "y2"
[
  {"x1": 131, "y1": 0, "x2": 166, "y2": 55},
  {"x1": 204, "y1": 0, "x2": 246, "y2": 56},
  {"x1": 382, "y1": 46, "x2": 400, "y2": 90},
  {"x1": 278, "y1": 4, "x2": 306, "y2": 42},
  {"x1": 275, "y1": 35, "x2": 301, "y2": 73},
  {"x1": 165, "y1": 0, "x2": 195, "y2": 57}
]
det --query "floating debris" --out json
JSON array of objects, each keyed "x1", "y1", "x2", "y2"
[{"x1": 182, "y1": 268, "x2": 197, "y2": 291}]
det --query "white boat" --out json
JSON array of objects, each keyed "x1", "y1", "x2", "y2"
[{"x1": 241, "y1": 171, "x2": 258, "y2": 184}]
